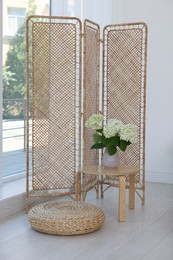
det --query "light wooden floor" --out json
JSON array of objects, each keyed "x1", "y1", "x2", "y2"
[{"x1": 0, "y1": 182, "x2": 173, "y2": 260}]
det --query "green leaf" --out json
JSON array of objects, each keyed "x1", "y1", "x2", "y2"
[
  {"x1": 91, "y1": 143, "x2": 106, "y2": 149},
  {"x1": 107, "y1": 145, "x2": 117, "y2": 155},
  {"x1": 120, "y1": 140, "x2": 128, "y2": 151},
  {"x1": 103, "y1": 135, "x2": 120, "y2": 147},
  {"x1": 92, "y1": 133, "x2": 102, "y2": 143},
  {"x1": 113, "y1": 135, "x2": 120, "y2": 146},
  {"x1": 96, "y1": 128, "x2": 103, "y2": 134}
]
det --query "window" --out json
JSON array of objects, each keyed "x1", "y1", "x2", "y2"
[
  {"x1": 68, "y1": 0, "x2": 75, "y2": 16},
  {"x1": 7, "y1": 7, "x2": 26, "y2": 36},
  {"x1": 2, "y1": 0, "x2": 50, "y2": 185},
  {"x1": 0, "y1": 0, "x2": 82, "y2": 200}
]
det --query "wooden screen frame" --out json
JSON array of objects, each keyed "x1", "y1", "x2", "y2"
[
  {"x1": 101, "y1": 23, "x2": 147, "y2": 204},
  {"x1": 26, "y1": 16, "x2": 82, "y2": 211}
]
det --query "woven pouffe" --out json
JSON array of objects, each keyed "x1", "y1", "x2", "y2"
[{"x1": 28, "y1": 200, "x2": 105, "y2": 235}]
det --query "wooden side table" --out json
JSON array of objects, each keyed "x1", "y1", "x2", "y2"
[{"x1": 77, "y1": 165, "x2": 139, "y2": 222}]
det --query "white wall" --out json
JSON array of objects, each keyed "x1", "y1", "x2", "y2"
[
  {"x1": 113, "y1": 0, "x2": 173, "y2": 183},
  {"x1": 51, "y1": 0, "x2": 173, "y2": 184}
]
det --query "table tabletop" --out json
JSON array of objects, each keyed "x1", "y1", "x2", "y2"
[{"x1": 80, "y1": 164, "x2": 139, "y2": 176}]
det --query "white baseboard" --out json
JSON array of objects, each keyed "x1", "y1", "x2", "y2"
[
  {"x1": 0, "y1": 192, "x2": 64, "y2": 221},
  {"x1": 0, "y1": 193, "x2": 26, "y2": 220},
  {"x1": 146, "y1": 171, "x2": 173, "y2": 184}
]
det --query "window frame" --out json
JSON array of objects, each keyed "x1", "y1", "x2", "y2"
[
  {"x1": 0, "y1": 0, "x2": 3, "y2": 188},
  {"x1": 1, "y1": 0, "x2": 51, "y2": 187},
  {"x1": 7, "y1": 7, "x2": 26, "y2": 36}
]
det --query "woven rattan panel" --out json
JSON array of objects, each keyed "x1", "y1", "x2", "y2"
[
  {"x1": 102, "y1": 23, "x2": 147, "y2": 190},
  {"x1": 82, "y1": 20, "x2": 100, "y2": 189},
  {"x1": 26, "y1": 17, "x2": 81, "y2": 193}
]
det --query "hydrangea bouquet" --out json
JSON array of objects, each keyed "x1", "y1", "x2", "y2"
[{"x1": 85, "y1": 114, "x2": 137, "y2": 155}]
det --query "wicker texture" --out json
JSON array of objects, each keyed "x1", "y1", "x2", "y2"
[
  {"x1": 28, "y1": 200, "x2": 105, "y2": 235},
  {"x1": 26, "y1": 17, "x2": 147, "y2": 209},
  {"x1": 102, "y1": 23, "x2": 147, "y2": 202},
  {"x1": 26, "y1": 16, "x2": 82, "y2": 209},
  {"x1": 82, "y1": 19, "x2": 100, "y2": 196}
]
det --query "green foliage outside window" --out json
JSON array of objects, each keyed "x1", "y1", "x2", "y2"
[{"x1": 3, "y1": 0, "x2": 37, "y2": 119}]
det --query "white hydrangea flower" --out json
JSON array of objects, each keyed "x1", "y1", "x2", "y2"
[
  {"x1": 103, "y1": 126, "x2": 116, "y2": 138},
  {"x1": 86, "y1": 114, "x2": 137, "y2": 153},
  {"x1": 119, "y1": 124, "x2": 137, "y2": 144},
  {"x1": 107, "y1": 119, "x2": 123, "y2": 127},
  {"x1": 103, "y1": 119, "x2": 123, "y2": 138},
  {"x1": 85, "y1": 114, "x2": 103, "y2": 130},
  {"x1": 107, "y1": 119, "x2": 123, "y2": 132}
]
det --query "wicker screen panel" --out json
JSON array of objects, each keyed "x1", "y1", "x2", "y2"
[
  {"x1": 82, "y1": 20, "x2": 100, "y2": 196},
  {"x1": 83, "y1": 19, "x2": 100, "y2": 166},
  {"x1": 102, "y1": 23, "x2": 147, "y2": 192},
  {"x1": 26, "y1": 17, "x2": 81, "y2": 196}
]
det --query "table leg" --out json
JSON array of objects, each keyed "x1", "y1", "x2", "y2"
[
  {"x1": 129, "y1": 174, "x2": 135, "y2": 209},
  {"x1": 118, "y1": 176, "x2": 126, "y2": 222}
]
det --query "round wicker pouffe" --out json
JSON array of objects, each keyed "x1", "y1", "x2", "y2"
[{"x1": 28, "y1": 200, "x2": 105, "y2": 235}]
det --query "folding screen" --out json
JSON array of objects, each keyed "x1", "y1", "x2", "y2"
[
  {"x1": 101, "y1": 23, "x2": 147, "y2": 204},
  {"x1": 26, "y1": 17, "x2": 147, "y2": 209},
  {"x1": 26, "y1": 16, "x2": 82, "y2": 210}
]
